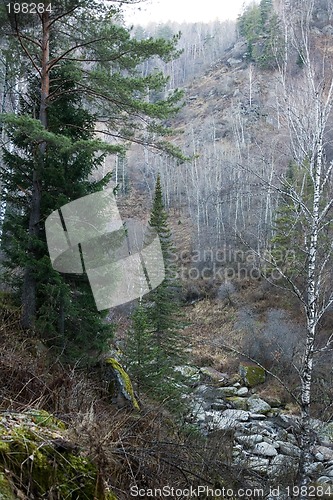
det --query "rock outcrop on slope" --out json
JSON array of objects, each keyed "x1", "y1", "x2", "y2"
[
  {"x1": 179, "y1": 363, "x2": 333, "y2": 496},
  {"x1": 0, "y1": 410, "x2": 117, "y2": 499}
]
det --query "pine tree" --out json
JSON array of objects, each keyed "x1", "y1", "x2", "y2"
[{"x1": 1, "y1": 0, "x2": 184, "y2": 331}]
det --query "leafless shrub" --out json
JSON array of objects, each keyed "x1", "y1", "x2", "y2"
[
  {"x1": 217, "y1": 282, "x2": 237, "y2": 302},
  {"x1": 237, "y1": 307, "x2": 304, "y2": 372}
]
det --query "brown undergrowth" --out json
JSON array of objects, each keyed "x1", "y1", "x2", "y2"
[
  {"x1": 0, "y1": 293, "x2": 246, "y2": 499},
  {"x1": 181, "y1": 277, "x2": 333, "y2": 420}
]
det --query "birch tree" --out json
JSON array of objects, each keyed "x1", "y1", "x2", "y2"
[{"x1": 254, "y1": 0, "x2": 333, "y2": 491}]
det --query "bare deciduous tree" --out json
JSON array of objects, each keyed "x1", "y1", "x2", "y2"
[{"x1": 242, "y1": 0, "x2": 333, "y2": 492}]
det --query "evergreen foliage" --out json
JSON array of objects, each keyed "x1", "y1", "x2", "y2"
[
  {"x1": 269, "y1": 161, "x2": 331, "y2": 287},
  {"x1": 125, "y1": 175, "x2": 186, "y2": 411},
  {"x1": 146, "y1": 174, "x2": 182, "y2": 362},
  {"x1": 0, "y1": 1, "x2": 185, "y2": 361},
  {"x1": 269, "y1": 163, "x2": 305, "y2": 280},
  {"x1": 1, "y1": 63, "x2": 114, "y2": 362},
  {"x1": 237, "y1": 0, "x2": 283, "y2": 69},
  {"x1": 124, "y1": 302, "x2": 159, "y2": 396}
]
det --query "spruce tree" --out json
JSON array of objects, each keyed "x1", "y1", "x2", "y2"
[
  {"x1": 123, "y1": 175, "x2": 187, "y2": 410},
  {"x1": 237, "y1": 0, "x2": 283, "y2": 69},
  {"x1": 143, "y1": 174, "x2": 186, "y2": 408},
  {"x1": 146, "y1": 175, "x2": 181, "y2": 357},
  {"x1": 1, "y1": 63, "x2": 114, "y2": 362},
  {"x1": 270, "y1": 161, "x2": 314, "y2": 283},
  {"x1": 124, "y1": 302, "x2": 159, "y2": 396}
]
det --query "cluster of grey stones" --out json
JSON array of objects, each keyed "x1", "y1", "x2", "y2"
[{"x1": 176, "y1": 363, "x2": 333, "y2": 495}]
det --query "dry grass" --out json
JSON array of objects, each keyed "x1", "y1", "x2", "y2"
[
  {"x1": 67, "y1": 400, "x2": 248, "y2": 500},
  {"x1": 182, "y1": 298, "x2": 242, "y2": 373},
  {"x1": 0, "y1": 298, "x2": 245, "y2": 499}
]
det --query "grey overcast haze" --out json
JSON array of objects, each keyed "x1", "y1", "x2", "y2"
[{"x1": 123, "y1": 0, "x2": 253, "y2": 24}]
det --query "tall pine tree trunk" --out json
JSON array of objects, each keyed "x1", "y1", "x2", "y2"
[{"x1": 21, "y1": 10, "x2": 49, "y2": 329}]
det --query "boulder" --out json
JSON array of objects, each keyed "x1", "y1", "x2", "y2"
[
  {"x1": 211, "y1": 399, "x2": 230, "y2": 411},
  {"x1": 324, "y1": 465, "x2": 333, "y2": 477},
  {"x1": 229, "y1": 373, "x2": 242, "y2": 385},
  {"x1": 195, "y1": 411, "x2": 209, "y2": 424},
  {"x1": 246, "y1": 456, "x2": 270, "y2": 473},
  {"x1": 221, "y1": 409, "x2": 250, "y2": 422},
  {"x1": 236, "y1": 434, "x2": 263, "y2": 447},
  {"x1": 227, "y1": 57, "x2": 242, "y2": 66},
  {"x1": 253, "y1": 442, "x2": 278, "y2": 457},
  {"x1": 193, "y1": 384, "x2": 215, "y2": 398},
  {"x1": 314, "y1": 446, "x2": 333, "y2": 462},
  {"x1": 249, "y1": 413, "x2": 267, "y2": 420},
  {"x1": 204, "y1": 411, "x2": 242, "y2": 431},
  {"x1": 317, "y1": 476, "x2": 333, "y2": 484},
  {"x1": 239, "y1": 362, "x2": 265, "y2": 387},
  {"x1": 236, "y1": 387, "x2": 249, "y2": 396},
  {"x1": 174, "y1": 365, "x2": 201, "y2": 381},
  {"x1": 190, "y1": 401, "x2": 211, "y2": 420},
  {"x1": 247, "y1": 396, "x2": 271, "y2": 414},
  {"x1": 232, "y1": 445, "x2": 245, "y2": 458},
  {"x1": 275, "y1": 428, "x2": 289, "y2": 441},
  {"x1": 215, "y1": 386, "x2": 238, "y2": 397},
  {"x1": 227, "y1": 396, "x2": 248, "y2": 410},
  {"x1": 305, "y1": 462, "x2": 324, "y2": 477},
  {"x1": 0, "y1": 410, "x2": 117, "y2": 499},
  {"x1": 315, "y1": 451, "x2": 326, "y2": 462},
  {"x1": 193, "y1": 385, "x2": 229, "y2": 405},
  {"x1": 199, "y1": 367, "x2": 229, "y2": 385},
  {"x1": 271, "y1": 413, "x2": 300, "y2": 431},
  {"x1": 105, "y1": 358, "x2": 140, "y2": 410},
  {"x1": 231, "y1": 40, "x2": 247, "y2": 58},
  {"x1": 247, "y1": 421, "x2": 275, "y2": 435},
  {"x1": 192, "y1": 385, "x2": 239, "y2": 409},
  {"x1": 276, "y1": 441, "x2": 301, "y2": 458},
  {"x1": 268, "y1": 454, "x2": 299, "y2": 478},
  {"x1": 262, "y1": 436, "x2": 279, "y2": 447}
]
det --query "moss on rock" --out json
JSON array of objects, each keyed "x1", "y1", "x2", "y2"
[
  {"x1": 226, "y1": 396, "x2": 248, "y2": 410},
  {"x1": 0, "y1": 472, "x2": 15, "y2": 500},
  {"x1": 239, "y1": 362, "x2": 265, "y2": 387},
  {"x1": 26, "y1": 409, "x2": 66, "y2": 429},
  {"x1": 319, "y1": 422, "x2": 333, "y2": 443},
  {"x1": 0, "y1": 410, "x2": 117, "y2": 499},
  {"x1": 105, "y1": 357, "x2": 140, "y2": 410}
]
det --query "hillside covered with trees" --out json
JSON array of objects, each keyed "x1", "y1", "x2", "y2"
[{"x1": 1, "y1": 0, "x2": 333, "y2": 498}]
